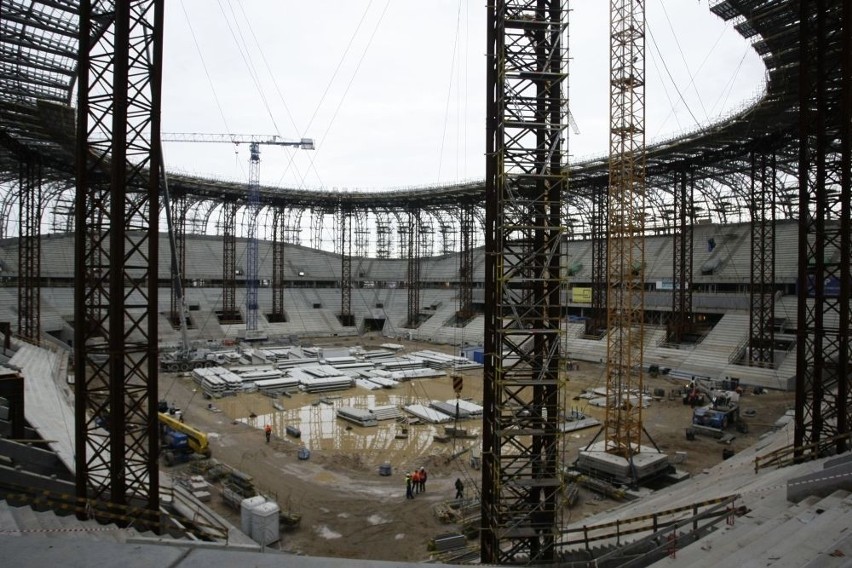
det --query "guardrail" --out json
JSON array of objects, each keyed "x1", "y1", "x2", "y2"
[
  {"x1": 754, "y1": 432, "x2": 852, "y2": 473},
  {"x1": 3, "y1": 485, "x2": 228, "y2": 541}
]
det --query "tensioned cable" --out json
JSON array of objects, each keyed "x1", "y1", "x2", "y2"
[
  {"x1": 216, "y1": 0, "x2": 282, "y2": 136},
  {"x1": 272, "y1": 0, "x2": 378, "y2": 188},
  {"x1": 179, "y1": 0, "x2": 233, "y2": 134},
  {"x1": 656, "y1": 0, "x2": 709, "y2": 121},
  {"x1": 652, "y1": 20, "x2": 730, "y2": 139},
  {"x1": 436, "y1": 0, "x2": 464, "y2": 183},
  {"x1": 647, "y1": 22, "x2": 701, "y2": 129},
  {"x1": 293, "y1": 0, "x2": 393, "y2": 191}
]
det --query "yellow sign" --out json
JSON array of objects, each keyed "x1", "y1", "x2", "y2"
[{"x1": 572, "y1": 287, "x2": 592, "y2": 303}]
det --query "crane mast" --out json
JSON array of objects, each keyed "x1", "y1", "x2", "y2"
[
  {"x1": 605, "y1": 0, "x2": 646, "y2": 458},
  {"x1": 160, "y1": 133, "x2": 313, "y2": 335}
]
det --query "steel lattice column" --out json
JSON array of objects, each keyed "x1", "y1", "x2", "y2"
[
  {"x1": 406, "y1": 208, "x2": 421, "y2": 328},
  {"x1": 669, "y1": 168, "x2": 693, "y2": 344},
  {"x1": 74, "y1": 0, "x2": 163, "y2": 516},
  {"x1": 587, "y1": 185, "x2": 607, "y2": 337},
  {"x1": 457, "y1": 203, "x2": 474, "y2": 322},
  {"x1": 795, "y1": 0, "x2": 851, "y2": 455},
  {"x1": 18, "y1": 156, "x2": 41, "y2": 343},
  {"x1": 605, "y1": 0, "x2": 645, "y2": 458},
  {"x1": 245, "y1": 143, "x2": 261, "y2": 332},
  {"x1": 270, "y1": 207, "x2": 287, "y2": 322},
  {"x1": 339, "y1": 204, "x2": 354, "y2": 326},
  {"x1": 482, "y1": 1, "x2": 568, "y2": 563},
  {"x1": 376, "y1": 211, "x2": 392, "y2": 260},
  {"x1": 220, "y1": 200, "x2": 239, "y2": 323},
  {"x1": 748, "y1": 149, "x2": 776, "y2": 366},
  {"x1": 168, "y1": 191, "x2": 187, "y2": 327}
]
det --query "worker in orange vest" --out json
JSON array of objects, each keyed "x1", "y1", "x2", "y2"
[{"x1": 264, "y1": 424, "x2": 272, "y2": 443}]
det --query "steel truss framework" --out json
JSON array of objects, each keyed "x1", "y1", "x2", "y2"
[
  {"x1": 457, "y1": 203, "x2": 475, "y2": 321},
  {"x1": 795, "y1": 0, "x2": 851, "y2": 456},
  {"x1": 339, "y1": 205, "x2": 354, "y2": 325},
  {"x1": 245, "y1": 143, "x2": 261, "y2": 332},
  {"x1": 168, "y1": 190, "x2": 188, "y2": 328},
  {"x1": 219, "y1": 200, "x2": 240, "y2": 323},
  {"x1": 18, "y1": 155, "x2": 41, "y2": 343},
  {"x1": 749, "y1": 147, "x2": 776, "y2": 366},
  {"x1": 405, "y1": 208, "x2": 421, "y2": 327},
  {"x1": 605, "y1": 0, "x2": 645, "y2": 457},
  {"x1": 1, "y1": 0, "x2": 851, "y2": 542},
  {"x1": 669, "y1": 168, "x2": 694, "y2": 344},
  {"x1": 482, "y1": 1, "x2": 568, "y2": 563},
  {"x1": 74, "y1": 0, "x2": 162, "y2": 516}
]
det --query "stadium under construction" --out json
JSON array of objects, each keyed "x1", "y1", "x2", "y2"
[{"x1": 0, "y1": 0, "x2": 851, "y2": 566}]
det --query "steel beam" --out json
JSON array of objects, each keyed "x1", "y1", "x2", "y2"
[
  {"x1": 795, "y1": 0, "x2": 851, "y2": 456},
  {"x1": 748, "y1": 148, "x2": 776, "y2": 366},
  {"x1": 219, "y1": 200, "x2": 239, "y2": 323},
  {"x1": 74, "y1": 0, "x2": 163, "y2": 518},
  {"x1": 482, "y1": 1, "x2": 568, "y2": 563},
  {"x1": 18, "y1": 155, "x2": 41, "y2": 343},
  {"x1": 669, "y1": 168, "x2": 694, "y2": 344}
]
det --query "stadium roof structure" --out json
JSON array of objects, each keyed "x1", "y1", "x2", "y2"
[{"x1": 0, "y1": 0, "x2": 842, "y2": 231}]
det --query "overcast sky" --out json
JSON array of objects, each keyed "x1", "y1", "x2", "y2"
[{"x1": 160, "y1": 1, "x2": 765, "y2": 191}]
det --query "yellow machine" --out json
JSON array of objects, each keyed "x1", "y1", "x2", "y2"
[{"x1": 158, "y1": 412, "x2": 211, "y2": 465}]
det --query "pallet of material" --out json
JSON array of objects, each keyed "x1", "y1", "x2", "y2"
[
  {"x1": 299, "y1": 375, "x2": 353, "y2": 393},
  {"x1": 430, "y1": 400, "x2": 471, "y2": 420},
  {"x1": 388, "y1": 368, "x2": 445, "y2": 381},
  {"x1": 368, "y1": 404, "x2": 400, "y2": 421},
  {"x1": 403, "y1": 404, "x2": 455, "y2": 424},
  {"x1": 355, "y1": 378, "x2": 383, "y2": 391},
  {"x1": 254, "y1": 376, "x2": 301, "y2": 393},
  {"x1": 445, "y1": 399, "x2": 484, "y2": 416},
  {"x1": 336, "y1": 407, "x2": 378, "y2": 427}
]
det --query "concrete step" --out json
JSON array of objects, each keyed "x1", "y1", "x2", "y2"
[
  {"x1": 739, "y1": 491, "x2": 852, "y2": 568},
  {"x1": 671, "y1": 494, "x2": 825, "y2": 567},
  {"x1": 712, "y1": 490, "x2": 850, "y2": 567},
  {"x1": 9, "y1": 504, "x2": 39, "y2": 533},
  {"x1": 0, "y1": 501, "x2": 21, "y2": 533}
]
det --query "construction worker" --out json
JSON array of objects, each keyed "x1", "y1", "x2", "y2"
[
  {"x1": 264, "y1": 423, "x2": 272, "y2": 443},
  {"x1": 405, "y1": 472, "x2": 414, "y2": 500},
  {"x1": 455, "y1": 477, "x2": 464, "y2": 500},
  {"x1": 419, "y1": 467, "x2": 427, "y2": 492},
  {"x1": 411, "y1": 468, "x2": 420, "y2": 494}
]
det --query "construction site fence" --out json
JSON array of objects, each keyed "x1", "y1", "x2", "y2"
[
  {"x1": 2, "y1": 485, "x2": 229, "y2": 542},
  {"x1": 754, "y1": 431, "x2": 852, "y2": 473}
]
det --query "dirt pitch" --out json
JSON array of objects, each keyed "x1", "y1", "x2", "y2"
[{"x1": 158, "y1": 335, "x2": 794, "y2": 562}]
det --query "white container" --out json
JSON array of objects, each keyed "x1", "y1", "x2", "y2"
[
  {"x1": 251, "y1": 501, "x2": 280, "y2": 546},
  {"x1": 240, "y1": 495, "x2": 266, "y2": 536}
]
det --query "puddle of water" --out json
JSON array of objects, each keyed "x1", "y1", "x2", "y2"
[{"x1": 231, "y1": 390, "x2": 482, "y2": 464}]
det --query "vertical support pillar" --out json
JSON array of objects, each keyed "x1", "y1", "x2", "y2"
[
  {"x1": 74, "y1": 0, "x2": 163, "y2": 516},
  {"x1": 339, "y1": 204, "x2": 354, "y2": 326},
  {"x1": 587, "y1": 184, "x2": 607, "y2": 337},
  {"x1": 220, "y1": 200, "x2": 239, "y2": 323},
  {"x1": 406, "y1": 208, "x2": 421, "y2": 328},
  {"x1": 270, "y1": 207, "x2": 287, "y2": 323},
  {"x1": 482, "y1": 1, "x2": 568, "y2": 563},
  {"x1": 669, "y1": 168, "x2": 694, "y2": 344},
  {"x1": 168, "y1": 191, "x2": 187, "y2": 328},
  {"x1": 795, "y1": 0, "x2": 851, "y2": 455},
  {"x1": 18, "y1": 156, "x2": 42, "y2": 344},
  {"x1": 457, "y1": 203, "x2": 474, "y2": 322},
  {"x1": 245, "y1": 143, "x2": 261, "y2": 333},
  {"x1": 748, "y1": 148, "x2": 776, "y2": 366}
]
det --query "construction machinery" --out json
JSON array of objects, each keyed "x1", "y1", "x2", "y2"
[
  {"x1": 690, "y1": 390, "x2": 742, "y2": 438},
  {"x1": 158, "y1": 412, "x2": 212, "y2": 466}
]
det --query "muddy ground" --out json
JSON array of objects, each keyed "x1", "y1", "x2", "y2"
[{"x1": 158, "y1": 335, "x2": 794, "y2": 562}]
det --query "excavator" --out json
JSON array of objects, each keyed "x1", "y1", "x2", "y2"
[{"x1": 158, "y1": 411, "x2": 212, "y2": 466}]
